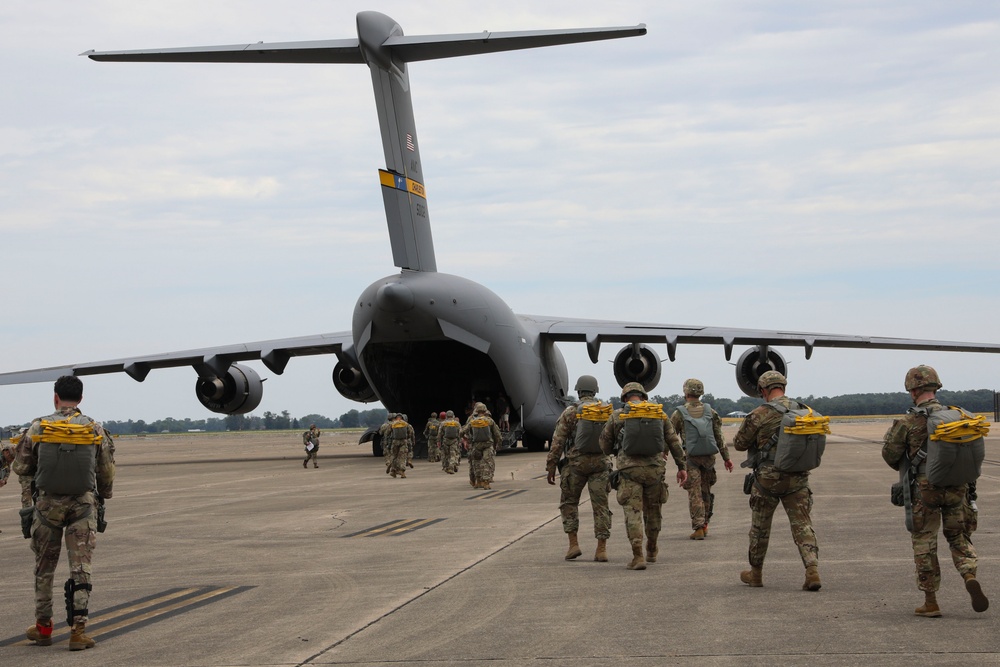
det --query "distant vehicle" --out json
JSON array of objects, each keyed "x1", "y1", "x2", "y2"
[{"x1": 727, "y1": 411, "x2": 749, "y2": 418}]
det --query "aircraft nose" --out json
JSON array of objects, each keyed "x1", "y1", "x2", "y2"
[{"x1": 376, "y1": 282, "x2": 414, "y2": 312}]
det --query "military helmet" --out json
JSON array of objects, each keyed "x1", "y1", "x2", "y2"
[
  {"x1": 474, "y1": 402, "x2": 487, "y2": 414},
  {"x1": 757, "y1": 371, "x2": 787, "y2": 390},
  {"x1": 1, "y1": 445, "x2": 14, "y2": 463},
  {"x1": 904, "y1": 365, "x2": 942, "y2": 392},
  {"x1": 682, "y1": 378, "x2": 704, "y2": 396},
  {"x1": 445, "y1": 410, "x2": 455, "y2": 418},
  {"x1": 439, "y1": 411, "x2": 446, "y2": 419},
  {"x1": 620, "y1": 381, "x2": 647, "y2": 401},
  {"x1": 401, "y1": 414, "x2": 408, "y2": 422},
  {"x1": 430, "y1": 411, "x2": 437, "y2": 418},
  {"x1": 574, "y1": 375, "x2": 599, "y2": 395}
]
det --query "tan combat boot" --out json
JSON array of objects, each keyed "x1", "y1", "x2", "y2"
[
  {"x1": 565, "y1": 532, "x2": 582, "y2": 560},
  {"x1": 689, "y1": 526, "x2": 706, "y2": 540},
  {"x1": 26, "y1": 619, "x2": 53, "y2": 646},
  {"x1": 964, "y1": 574, "x2": 990, "y2": 613},
  {"x1": 481, "y1": 480, "x2": 491, "y2": 490},
  {"x1": 915, "y1": 591, "x2": 941, "y2": 617},
  {"x1": 594, "y1": 538, "x2": 608, "y2": 562},
  {"x1": 69, "y1": 621, "x2": 96, "y2": 651},
  {"x1": 740, "y1": 567, "x2": 763, "y2": 587},
  {"x1": 803, "y1": 565, "x2": 822, "y2": 591},
  {"x1": 399, "y1": 471, "x2": 406, "y2": 478},
  {"x1": 627, "y1": 543, "x2": 647, "y2": 570},
  {"x1": 645, "y1": 538, "x2": 658, "y2": 563}
]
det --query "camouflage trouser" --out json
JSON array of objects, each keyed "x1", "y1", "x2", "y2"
[
  {"x1": 427, "y1": 440, "x2": 441, "y2": 463},
  {"x1": 31, "y1": 493, "x2": 97, "y2": 623},
  {"x1": 441, "y1": 439, "x2": 461, "y2": 473},
  {"x1": 747, "y1": 466, "x2": 818, "y2": 570},
  {"x1": 389, "y1": 440, "x2": 410, "y2": 475},
  {"x1": 684, "y1": 455, "x2": 717, "y2": 530},
  {"x1": 559, "y1": 455, "x2": 612, "y2": 539},
  {"x1": 473, "y1": 443, "x2": 496, "y2": 484},
  {"x1": 303, "y1": 449, "x2": 318, "y2": 467},
  {"x1": 615, "y1": 464, "x2": 667, "y2": 548},
  {"x1": 383, "y1": 437, "x2": 393, "y2": 468},
  {"x1": 910, "y1": 478, "x2": 977, "y2": 592}
]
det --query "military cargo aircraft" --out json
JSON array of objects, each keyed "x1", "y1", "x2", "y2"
[{"x1": 2, "y1": 11, "x2": 999, "y2": 455}]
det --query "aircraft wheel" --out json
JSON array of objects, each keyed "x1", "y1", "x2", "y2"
[{"x1": 372, "y1": 436, "x2": 383, "y2": 458}]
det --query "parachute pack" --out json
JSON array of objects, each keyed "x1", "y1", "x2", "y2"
[
  {"x1": 920, "y1": 405, "x2": 988, "y2": 487},
  {"x1": 34, "y1": 416, "x2": 102, "y2": 496},
  {"x1": 764, "y1": 402, "x2": 829, "y2": 473},
  {"x1": 470, "y1": 417, "x2": 492, "y2": 443},
  {"x1": 617, "y1": 401, "x2": 667, "y2": 457},
  {"x1": 440, "y1": 419, "x2": 460, "y2": 439},
  {"x1": 391, "y1": 420, "x2": 410, "y2": 440},
  {"x1": 573, "y1": 400, "x2": 612, "y2": 454},
  {"x1": 675, "y1": 403, "x2": 719, "y2": 456}
]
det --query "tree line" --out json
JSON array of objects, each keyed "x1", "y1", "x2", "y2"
[{"x1": 97, "y1": 407, "x2": 390, "y2": 435}]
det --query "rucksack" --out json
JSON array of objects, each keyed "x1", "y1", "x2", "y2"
[
  {"x1": 617, "y1": 401, "x2": 667, "y2": 457},
  {"x1": 573, "y1": 400, "x2": 612, "y2": 454},
  {"x1": 675, "y1": 403, "x2": 719, "y2": 456},
  {"x1": 470, "y1": 417, "x2": 492, "y2": 443},
  {"x1": 33, "y1": 415, "x2": 102, "y2": 496},
  {"x1": 440, "y1": 419, "x2": 460, "y2": 439},
  {"x1": 391, "y1": 421, "x2": 409, "y2": 441},
  {"x1": 764, "y1": 401, "x2": 828, "y2": 472},
  {"x1": 920, "y1": 405, "x2": 988, "y2": 487}
]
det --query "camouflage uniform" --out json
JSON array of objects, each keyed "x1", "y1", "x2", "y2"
[
  {"x1": 379, "y1": 417, "x2": 394, "y2": 470},
  {"x1": 882, "y1": 398, "x2": 979, "y2": 594},
  {"x1": 670, "y1": 400, "x2": 731, "y2": 532},
  {"x1": 13, "y1": 405, "x2": 115, "y2": 627},
  {"x1": 302, "y1": 426, "x2": 320, "y2": 468},
  {"x1": 546, "y1": 398, "x2": 612, "y2": 541},
  {"x1": 461, "y1": 405, "x2": 501, "y2": 488},
  {"x1": 424, "y1": 415, "x2": 441, "y2": 463},
  {"x1": 388, "y1": 417, "x2": 415, "y2": 478},
  {"x1": 733, "y1": 395, "x2": 819, "y2": 573},
  {"x1": 437, "y1": 413, "x2": 462, "y2": 474},
  {"x1": 599, "y1": 400, "x2": 685, "y2": 561}
]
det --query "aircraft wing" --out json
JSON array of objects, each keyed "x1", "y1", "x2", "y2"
[
  {"x1": 525, "y1": 315, "x2": 1000, "y2": 364},
  {"x1": 0, "y1": 332, "x2": 353, "y2": 385}
]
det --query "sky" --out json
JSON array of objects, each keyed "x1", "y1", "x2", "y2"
[{"x1": 1, "y1": 1, "x2": 999, "y2": 426}]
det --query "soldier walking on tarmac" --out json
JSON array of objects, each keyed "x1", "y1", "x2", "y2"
[
  {"x1": 462, "y1": 403, "x2": 501, "y2": 489},
  {"x1": 438, "y1": 411, "x2": 462, "y2": 474}
]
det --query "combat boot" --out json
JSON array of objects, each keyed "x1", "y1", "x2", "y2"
[
  {"x1": 740, "y1": 567, "x2": 763, "y2": 587},
  {"x1": 481, "y1": 481, "x2": 491, "y2": 490},
  {"x1": 627, "y1": 543, "x2": 646, "y2": 570},
  {"x1": 645, "y1": 538, "x2": 658, "y2": 563},
  {"x1": 399, "y1": 471, "x2": 406, "y2": 478},
  {"x1": 26, "y1": 619, "x2": 53, "y2": 646},
  {"x1": 69, "y1": 621, "x2": 95, "y2": 651},
  {"x1": 594, "y1": 538, "x2": 608, "y2": 562},
  {"x1": 964, "y1": 574, "x2": 989, "y2": 612},
  {"x1": 565, "y1": 532, "x2": 582, "y2": 560},
  {"x1": 689, "y1": 526, "x2": 706, "y2": 540},
  {"x1": 915, "y1": 591, "x2": 941, "y2": 617},
  {"x1": 803, "y1": 565, "x2": 822, "y2": 591}
]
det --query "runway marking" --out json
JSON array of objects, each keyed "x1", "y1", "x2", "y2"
[
  {"x1": 342, "y1": 518, "x2": 445, "y2": 538},
  {"x1": 0, "y1": 585, "x2": 252, "y2": 647},
  {"x1": 466, "y1": 489, "x2": 526, "y2": 501}
]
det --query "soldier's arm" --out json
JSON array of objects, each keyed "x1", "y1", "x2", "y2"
[
  {"x1": 881, "y1": 419, "x2": 910, "y2": 470},
  {"x1": 491, "y1": 422, "x2": 502, "y2": 447},
  {"x1": 598, "y1": 417, "x2": 618, "y2": 456},
  {"x1": 712, "y1": 411, "x2": 730, "y2": 461},
  {"x1": 96, "y1": 431, "x2": 116, "y2": 499},
  {"x1": 547, "y1": 409, "x2": 575, "y2": 470},
  {"x1": 669, "y1": 410, "x2": 685, "y2": 448},
  {"x1": 662, "y1": 419, "x2": 686, "y2": 470},
  {"x1": 732, "y1": 411, "x2": 762, "y2": 452},
  {"x1": 11, "y1": 422, "x2": 40, "y2": 478}
]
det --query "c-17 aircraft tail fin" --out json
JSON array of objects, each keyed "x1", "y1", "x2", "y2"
[{"x1": 84, "y1": 12, "x2": 646, "y2": 273}]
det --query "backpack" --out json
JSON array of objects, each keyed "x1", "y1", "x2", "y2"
[
  {"x1": 440, "y1": 419, "x2": 460, "y2": 439},
  {"x1": 675, "y1": 404, "x2": 719, "y2": 456},
  {"x1": 573, "y1": 400, "x2": 612, "y2": 454},
  {"x1": 920, "y1": 405, "x2": 988, "y2": 487},
  {"x1": 617, "y1": 401, "x2": 667, "y2": 457},
  {"x1": 470, "y1": 417, "x2": 492, "y2": 443},
  {"x1": 764, "y1": 401, "x2": 828, "y2": 472},
  {"x1": 33, "y1": 415, "x2": 102, "y2": 496},
  {"x1": 391, "y1": 421, "x2": 410, "y2": 441}
]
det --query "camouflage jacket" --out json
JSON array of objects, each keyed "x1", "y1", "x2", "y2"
[
  {"x1": 461, "y1": 415, "x2": 501, "y2": 449},
  {"x1": 546, "y1": 397, "x2": 609, "y2": 473},
  {"x1": 13, "y1": 405, "x2": 115, "y2": 499},
  {"x1": 423, "y1": 418, "x2": 440, "y2": 442},
  {"x1": 598, "y1": 407, "x2": 685, "y2": 471},
  {"x1": 669, "y1": 400, "x2": 730, "y2": 462},
  {"x1": 733, "y1": 395, "x2": 803, "y2": 470},
  {"x1": 881, "y1": 398, "x2": 941, "y2": 471},
  {"x1": 302, "y1": 427, "x2": 320, "y2": 448}
]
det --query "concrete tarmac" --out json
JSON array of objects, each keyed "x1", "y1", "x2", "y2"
[{"x1": 1, "y1": 421, "x2": 997, "y2": 666}]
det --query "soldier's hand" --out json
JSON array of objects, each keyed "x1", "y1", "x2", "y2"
[
  {"x1": 676, "y1": 469, "x2": 688, "y2": 486},
  {"x1": 546, "y1": 469, "x2": 556, "y2": 485},
  {"x1": 724, "y1": 459, "x2": 734, "y2": 473}
]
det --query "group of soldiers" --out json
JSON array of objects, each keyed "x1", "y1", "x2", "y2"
[
  {"x1": 377, "y1": 404, "x2": 502, "y2": 488},
  {"x1": 547, "y1": 366, "x2": 989, "y2": 618}
]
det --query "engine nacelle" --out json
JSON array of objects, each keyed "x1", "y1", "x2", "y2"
[
  {"x1": 333, "y1": 361, "x2": 378, "y2": 403},
  {"x1": 735, "y1": 347, "x2": 788, "y2": 397},
  {"x1": 195, "y1": 363, "x2": 263, "y2": 414},
  {"x1": 613, "y1": 343, "x2": 662, "y2": 394}
]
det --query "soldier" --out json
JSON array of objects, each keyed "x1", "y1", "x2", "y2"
[
  {"x1": 379, "y1": 414, "x2": 395, "y2": 472},
  {"x1": 302, "y1": 423, "x2": 320, "y2": 469},
  {"x1": 733, "y1": 371, "x2": 821, "y2": 591},
  {"x1": 882, "y1": 365, "x2": 988, "y2": 617},
  {"x1": 0, "y1": 444, "x2": 15, "y2": 532},
  {"x1": 670, "y1": 378, "x2": 734, "y2": 540},
  {"x1": 438, "y1": 411, "x2": 462, "y2": 474},
  {"x1": 461, "y1": 403, "x2": 501, "y2": 489},
  {"x1": 599, "y1": 382, "x2": 687, "y2": 570},
  {"x1": 387, "y1": 413, "x2": 415, "y2": 478},
  {"x1": 424, "y1": 412, "x2": 441, "y2": 463},
  {"x1": 14, "y1": 375, "x2": 115, "y2": 650},
  {"x1": 546, "y1": 375, "x2": 613, "y2": 562}
]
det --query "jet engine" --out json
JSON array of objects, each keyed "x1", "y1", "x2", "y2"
[
  {"x1": 734, "y1": 346, "x2": 788, "y2": 397},
  {"x1": 613, "y1": 343, "x2": 662, "y2": 393},
  {"x1": 195, "y1": 363, "x2": 263, "y2": 414},
  {"x1": 333, "y1": 361, "x2": 378, "y2": 403}
]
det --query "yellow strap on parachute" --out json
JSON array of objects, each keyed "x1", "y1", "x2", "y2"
[
  {"x1": 36, "y1": 419, "x2": 102, "y2": 446},
  {"x1": 579, "y1": 403, "x2": 613, "y2": 422},
  {"x1": 470, "y1": 417, "x2": 490, "y2": 428},
  {"x1": 782, "y1": 408, "x2": 831, "y2": 436},
  {"x1": 620, "y1": 401, "x2": 666, "y2": 420},
  {"x1": 931, "y1": 408, "x2": 991, "y2": 443},
  {"x1": 391, "y1": 422, "x2": 408, "y2": 429}
]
